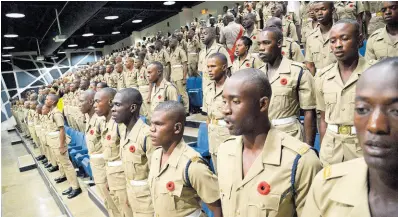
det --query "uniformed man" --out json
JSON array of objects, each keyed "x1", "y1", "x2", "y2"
[
  {"x1": 79, "y1": 89, "x2": 119, "y2": 217},
  {"x1": 115, "y1": 63, "x2": 126, "y2": 90},
  {"x1": 175, "y1": 31, "x2": 188, "y2": 53},
  {"x1": 45, "y1": 94, "x2": 81, "y2": 199},
  {"x1": 365, "y1": 1, "x2": 398, "y2": 62},
  {"x1": 95, "y1": 88, "x2": 130, "y2": 216},
  {"x1": 146, "y1": 62, "x2": 179, "y2": 120},
  {"x1": 29, "y1": 101, "x2": 42, "y2": 152},
  {"x1": 204, "y1": 53, "x2": 230, "y2": 173},
  {"x1": 41, "y1": 105, "x2": 57, "y2": 170},
  {"x1": 148, "y1": 101, "x2": 222, "y2": 217},
  {"x1": 265, "y1": 17, "x2": 305, "y2": 62},
  {"x1": 97, "y1": 66, "x2": 105, "y2": 83},
  {"x1": 22, "y1": 101, "x2": 31, "y2": 138},
  {"x1": 218, "y1": 69, "x2": 321, "y2": 217},
  {"x1": 76, "y1": 78, "x2": 90, "y2": 132},
  {"x1": 271, "y1": 2, "x2": 299, "y2": 42},
  {"x1": 261, "y1": 1, "x2": 275, "y2": 24},
  {"x1": 316, "y1": 19, "x2": 373, "y2": 166},
  {"x1": 243, "y1": 1, "x2": 261, "y2": 29},
  {"x1": 112, "y1": 88, "x2": 156, "y2": 217},
  {"x1": 154, "y1": 40, "x2": 171, "y2": 80},
  {"x1": 199, "y1": 27, "x2": 232, "y2": 113},
  {"x1": 220, "y1": 12, "x2": 245, "y2": 62},
  {"x1": 301, "y1": 4, "x2": 319, "y2": 48},
  {"x1": 89, "y1": 81, "x2": 97, "y2": 91},
  {"x1": 145, "y1": 45, "x2": 156, "y2": 67},
  {"x1": 231, "y1": 36, "x2": 264, "y2": 73},
  {"x1": 186, "y1": 29, "x2": 201, "y2": 77},
  {"x1": 68, "y1": 80, "x2": 80, "y2": 130},
  {"x1": 334, "y1": 1, "x2": 367, "y2": 34},
  {"x1": 302, "y1": 57, "x2": 398, "y2": 217},
  {"x1": 34, "y1": 103, "x2": 46, "y2": 161},
  {"x1": 305, "y1": 2, "x2": 337, "y2": 76},
  {"x1": 105, "y1": 64, "x2": 116, "y2": 87},
  {"x1": 27, "y1": 100, "x2": 38, "y2": 142},
  {"x1": 242, "y1": 13, "x2": 261, "y2": 54},
  {"x1": 364, "y1": 1, "x2": 385, "y2": 36},
  {"x1": 169, "y1": 36, "x2": 190, "y2": 114},
  {"x1": 124, "y1": 57, "x2": 137, "y2": 89},
  {"x1": 134, "y1": 56, "x2": 152, "y2": 118},
  {"x1": 258, "y1": 27, "x2": 316, "y2": 145}
]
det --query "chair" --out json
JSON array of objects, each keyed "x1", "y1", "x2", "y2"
[
  {"x1": 187, "y1": 77, "x2": 203, "y2": 109},
  {"x1": 359, "y1": 40, "x2": 367, "y2": 57},
  {"x1": 187, "y1": 123, "x2": 210, "y2": 157},
  {"x1": 81, "y1": 157, "x2": 93, "y2": 179}
]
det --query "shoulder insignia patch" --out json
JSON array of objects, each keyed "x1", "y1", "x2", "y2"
[{"x1": 323, "y1": 165, "x2": 331, "y2": 180}]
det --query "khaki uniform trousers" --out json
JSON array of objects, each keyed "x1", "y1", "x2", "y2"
[
  {"x1": 28, "y1": 124, "x2": 39, "y2": 147},
  {"x1": 188, "y1": 53, "x2": 199, "y2": 77},
  {"x1": 172, "y1": 80, "x2": 189, "y2": 113},
  {"x1": 208, "y1": 123, "x2": 230, "y2": 174},
  {"x1": 126, "y1": 183, "x2": 154, "y2": 217},
  {"x1": 38, "y1": 130, "x2": 51, "y2": 163},
  {"x1": 320, "y1": 129, "x2": 362, "y2": 167},
  {"x1": 91, "y1": 157, "x2": 121, "y2": 217},
  {"x1": 33, "y1": 125, "x2": 44, "y2": 155},
  {"x1": 106, "y1": 164, "x2": 133, "y2": 217},
  {"x1": 138, "y1": 85, "x2": 151, "y2": 118},
  {"x1": 68, "y1": 107, "x2": 78, "y2": 130},
  {"x1": 47, "y1": 133, "x2": 80, "y2": 189}
]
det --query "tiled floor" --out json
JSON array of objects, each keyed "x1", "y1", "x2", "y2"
[{"x1": 1, "y1": 121, "x2": 63, "y2": 217}]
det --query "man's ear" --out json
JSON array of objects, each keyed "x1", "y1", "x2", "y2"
[
  {"x1": 130, "y1": 104, "x2": 137, "y2": 113},
  {"x1": 259, "y1": 96, "x2": 270, "y2": 113},
  {"x1": 174, "y1": 122, "x2": 183, "y2": 134}
]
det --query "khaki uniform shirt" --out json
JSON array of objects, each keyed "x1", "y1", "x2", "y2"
[
  {"x1": 154, "y1": 49, "x2": 170, "y2": 67},
  {"x1": 104, "y1": 72, "x2": 111, "y2": 85},
  {"x1": 299, "y1": 2, "x2": 312, "y2": 26},
  {"x1": 302, "y1": 158, "x2": 372, "y2": 217},
  {"x1": 46, "y1": 107, "x2": 65, "y2": 148},
  {"x1": 334, "y1": 1, "x2": 365, "y2": 20},
  {"x1": 85, "y1": 113, "x2": 103, "y2": 155},
  {"x1": 365, "y1": 27, "x2": 398, "y2": 62},
  {"x1": 136, "y1": 66, "x2": 149, "y2": 87},
  {"x1": 170, "y1": 47, "x2": 188, "y2": 82},
  {"x1": 217, "y1": 128, "x2": 322, "y2": 217},
  {"x1": 316, "y1": 57, "x2": 372, "y2": 125},
  {"x1": 220, "y1": 21, "x2": 244, "y2": 50},
  {"x1": 116, "y1": 72, "x2": 126, "y2": 90},
  {"x1": 97, "y1": 74, "x2": 104, "y2": 83},
  {"x1": 282, "y1": 37, "x2": 305, "y2": 62},
  {"x1": 282, "y1": 17, "x2": 298, "y2": 42},
  {"x1": 305, "y1": 27, "x2": 337, "y2": 73},
  {"x1": 146, "y1": 52, "x2": 155, "y2": 64},
  {"x1": 231, "y1": 53, "x2": 264, "y2": 74},
  {"x1": 101, "y1": 120, "x2": 122, "y2": 163},
  {"x1": 244, "y1": 28, "x2": 261, "y2": 54},
  {"x1": 301, "y1": 22, "x2": 319, "y2": 47},
  {"x1": 148, "y1": 140, "x2": 220, "y2": 217},
  {"x1": 285, "y1": 11, "x2": 300, "y2": 26},
  {"x1": 187, "y1": 38, "x2": 200, "y2": 63},
  {"x1": 365, "y1": 2, "x2": 385, "y2": 35},
  {"x1": 262, "y1": 2, "x2": 274, "y2": 23},
  {"x1": 150, "y1": 79, "x2": 179, "y2": 116},
  {"x1": 125, "y1": 68, "x2": 138, "y2": 88},
  {"x1": 108, "y1": 72, "x2": 118, "y2": 88},
  {"x1": 178, "y1": 40, "x2": 188, "y2": 53}
]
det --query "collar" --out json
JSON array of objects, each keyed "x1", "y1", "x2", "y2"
[
  {"x1": 123, "y1": 118, "x2": 145, "y2": 146},
  {"x1": 166, "y1": 139, "x2": 186, "y2": 168},
  {"x1": 238, "y1": 53, "x2": 255, "y2": 67},
  {"x1": 377, "y1": 26, "x2": 398, "y2": 45},
  {"x1": 329, "y1": 158, "x2": 371, "y2": 216},
  {"x1": 313, "y1": 27, "x2": 331, "y2": 45},
  {"x1": 326, "y1": 56, "x2": 367, "y2": 84},
  {"x1": 211, "y1": 78, "x2": 227, "y2": 98},
  {"x1": 267, "y1": 57, "x2": 292, "y2": 84}
]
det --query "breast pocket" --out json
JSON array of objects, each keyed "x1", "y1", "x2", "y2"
[
  {"x1": 159, "y1": 179, "x2": 184, "y2": 211},
  {"x1": 247, "y1": 193, "x2": 281, "y2": 217},
  {"x1": 124, "y1": 151, "x2": 143, "y2": 178},
  {"x1": 324, "y1": 92, "x2": 337, "y2": 120},
  {"x1": 272, "y1": 86, "x2": 293, "y2": 109}
]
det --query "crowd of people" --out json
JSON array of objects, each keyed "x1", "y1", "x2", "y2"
[{"x1": 8, "y1": 1, "x2": 398, "y2": 217}]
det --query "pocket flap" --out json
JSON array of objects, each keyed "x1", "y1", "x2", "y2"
[{"x1": 324, "y1": 92, "x2": 337, "y2": 104}]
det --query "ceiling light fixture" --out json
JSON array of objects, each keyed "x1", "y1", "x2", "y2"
[
  {"x1": 82, "y1": 26, "x2": 94, "y2": 37},
  {"x1": 2, "y1": 54, "x2": 12, "y2": 57},
  {"x1": 2, "y1": 59, "x2": 11, "y2": 62},
  {"x1": 105, "y1": 16, "x2": 119, "y2": 20},
  {"x1": 51, "y1": 56, "x2": 59, "y2": 60},
  {"x1": 6, "y1": 13, "x2": 25, "y2": 18},
  {"x1": 87, "y1": 46, "x2": 95, "y2": 49},
  {"x1": 112, "y1": 31, "x2": 120, "y2": 35},
  {"x1": 3, "y1": 46, "x2": 15, "y2": 50},
  {"x1": 58, "y1": 50, "x2": 66, "y2": 54},
  {"x1": 4, "y1": 34, "x2": 18, "y2": 38},
  {"x1": 132, "y1": 19, "x2": 142, "y2": 23},
  {"x1": 68, "y1": 44, "x2": 78, "y2": 47},
  {"x1": 97, "y1": 40, "x2": 105, "y2": 44},
  {"x1": 163, "y1": 1, "x2": 175, "y2": 5},
  {"x1": 4, "y1": 27, "x2": 18, "y2": 38}
]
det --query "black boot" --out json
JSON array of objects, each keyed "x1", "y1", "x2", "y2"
[
  {"x1": 62, "y1": 187, "x2": 72, "y2": 195},
  {"x1": 36, "y1": 155, "x2": 45, "y2": 160},
  {"x1": 48, "y1": 165, "x2": 59, "y2": 172},
  {"x1": 55, "y1": 176, "x2": 67, "y2": 183},
  {"x1": 67, "y1": 188, "x2": 82, "y2": 199},
  {"x1": 41, "y1": 159, "x2": 48, "y2": 164},
  {"x1": 44, "y1": 163, "x2": 52, "y2": 168}
]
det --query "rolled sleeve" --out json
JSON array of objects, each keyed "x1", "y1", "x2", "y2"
[
  {"x1": 299, "y1": 70, "x2": 316, "y2": 110},
  {"x1": 304, "y1": 41, "x2": 314, "y2": 63},
  {"x1": 54, "y1": 112, "x2": 65, "y2": 128}
]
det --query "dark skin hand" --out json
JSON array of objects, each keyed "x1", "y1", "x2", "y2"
[
  {"x1": 304, "y1": 109, "x2": 316, "y2": 147},
  {"x1": 354, "y1": 59, "x2": 398, "y2": 217}
]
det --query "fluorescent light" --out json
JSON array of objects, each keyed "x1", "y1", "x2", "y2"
[
  {"x1": 105, "y1": 16, "x2": 119, "y2": 20},
  {"x1": 3, "y1": 46, "x2": 15, "y2": 50},
  {"x1": 68, "y1": 44, "x2": 78, "y2": 47},
  {"x1": 4, "y1": 34, "x2": 18, "y2": 38},
  {"x1": 2, "y1": 59, "x2": 11, "y2": 62},
  {"x1": 97, "y1": 40, "x2": 105, "y2": 44},
  {"x1": 51, "y1": 56, "x2": 59, "y2": 60},
  {"x1": 6, "y1": 13, "x2": 25, "y2": 18},
  {"x1": 2, "y1": 54, "x2": 12, "y2": 57},
  {"x1": 112, "y1": 31, "x2": 120, "y2": 35},
  {"x1": 82, "y1": 33, "x2": 94, "y2": 37},
  {"x1": 58, "y1": 50, "x2": 66, "y2": 54},
  {"x1": 164, "y1": 1, "x2": 175, "y2": 5},
  {"x1": 132, "y1": 19, "x2": 142, "y2": 23},
  {"x1": 87, "y1": 46, "x2": 95, "y2": 49}
]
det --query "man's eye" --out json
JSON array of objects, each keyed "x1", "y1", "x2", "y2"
[{"x1": 355, "y1": 107, "x2": 370, "y2": 115}]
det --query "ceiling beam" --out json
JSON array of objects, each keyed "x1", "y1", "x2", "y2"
[{"x1": 101, "y1": 7, "x2": 180, "y2": 13}]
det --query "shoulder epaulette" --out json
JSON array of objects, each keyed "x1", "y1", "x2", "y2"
[
  {"x1": 316, "y1": 63, "x2": 335, "y2": 78},
  {"x1": 282, "y1": 135, "x2": 311, "y2": 155},
  {"x1": 369, "y1": 28, "x2": 382, "y2": 38}
]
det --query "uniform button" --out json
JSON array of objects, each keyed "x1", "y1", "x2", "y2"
[{"x1": 342, "y1": 108, "x2": 345, "y2": 111}]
